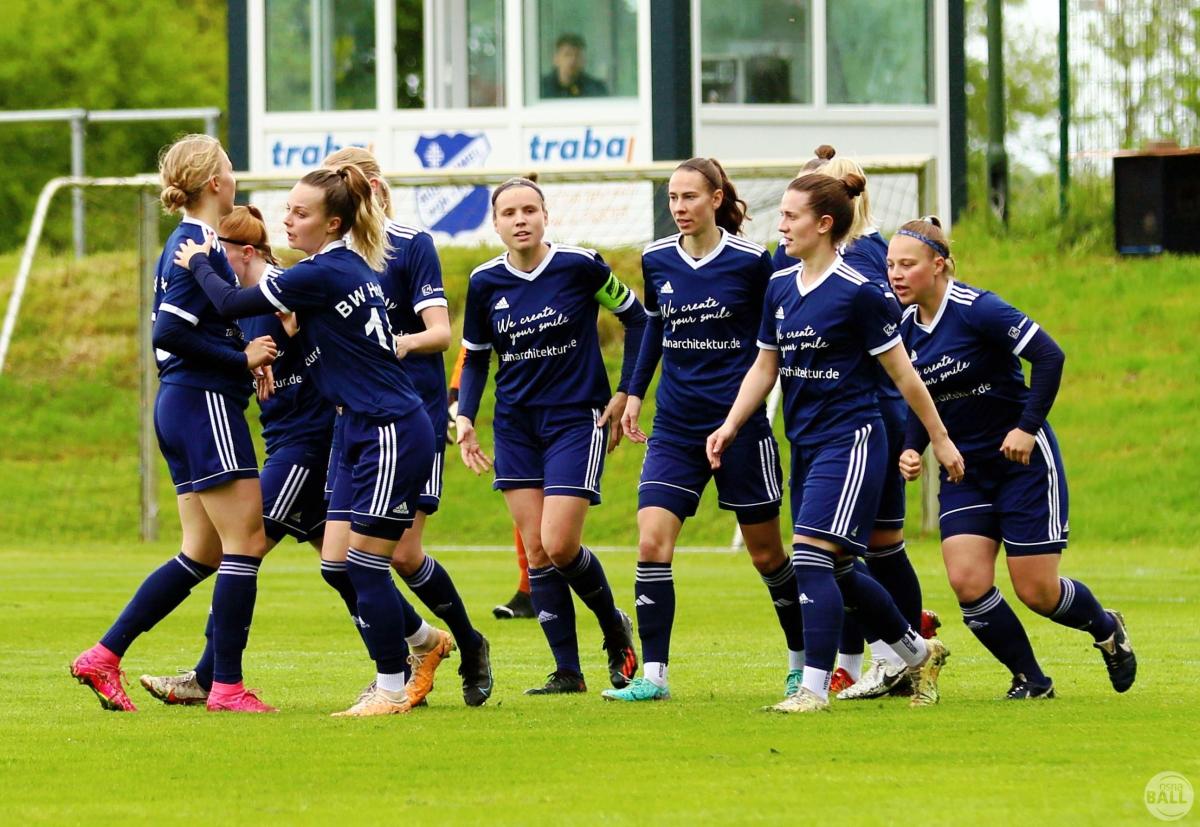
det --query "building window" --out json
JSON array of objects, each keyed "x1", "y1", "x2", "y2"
[
  {"x1": 429, "y1": 0, "x2": 504, "y2": 108},
  {"x1": 266, "y1": 0, "x2": 377, "y2": 112},
  {"x1": 826, "y1": 0, "x2": 933, "y2": 104},
  {"x1": 526, "y1": 0, "x2": 638, "y2": 102},
  {"x1": 700, "y1": 1, "x2": 811, "y2": 104},
  {"x1": 396, "y1": 0, "x2": 425, "y2": 108}
]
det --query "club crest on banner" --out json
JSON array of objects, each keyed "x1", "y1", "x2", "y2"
[{"x1": 414, "y1": 133, "x2": 491, "y2": 236}]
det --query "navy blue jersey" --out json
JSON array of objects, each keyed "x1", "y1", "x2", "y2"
[
  {"x1": 240, "y1": 267, "x2": 336, "y2": 453},
  {"x1": 461, "y1": 243, "x2": 633, "y2": 408},
  {"x1": 258, "y1": 242, "x2": 423, "y2": 422},
  {"x1": 634, "y1": 230, "x2": 774, "y2": 441},
  {"x1": 774, "y1": 230, "x2": 900, "y2": 402},
  {"x1": 898, "y1": 279, "x2": 1044, "y2": 459},
  {"x1": 379, "y1": 221, "x2": 448, "y2": 410},
  {"x1": 757, "y1": 255, "x2": 902, "y2": 446},
  {"x1": 152, "y1": 217, "x2": 251, "y2": 401}
]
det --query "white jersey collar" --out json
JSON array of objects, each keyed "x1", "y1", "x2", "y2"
[
  {"x1": 503, "y1": 243, "x2": 556, "y2": 281},
  {"x1": 915, "y1": 277, "x2": 954, "y2": 333},
  {"x1": 795, "y1": 253, "x2": 844, "y2": 297},
  {"x1": 674, "y1": 228, "x2": 729, "y2": 271}
]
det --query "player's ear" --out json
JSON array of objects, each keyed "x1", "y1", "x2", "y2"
[
  {"x1": 818, "y1": 213, "x2": 834, "y2": 235},
  {"x1": 326, "y1": 215, "x2": 342, "y2": 236}
]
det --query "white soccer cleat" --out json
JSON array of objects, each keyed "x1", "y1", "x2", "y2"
[
  {"x1": 765, "y1": 686, "x2": 830, "y2": 713},
  {"x1": 836, "y1": 657, "x2": 909, "y2": 700}
]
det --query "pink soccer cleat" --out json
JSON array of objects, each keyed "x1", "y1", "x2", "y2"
[
  {"x1": 206, "y1": 683, "x2": 277, "y2": 713},
  {"x1": 70, "y1": 645, "x2": 137, "y2": 712}
]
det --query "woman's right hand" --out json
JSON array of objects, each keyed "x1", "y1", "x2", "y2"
[
  {"x1": 898, "y1": 448, "x2": 924, "y2": 482},
  {"x1": 621, "y1": 395, "x2": 647, "y2": 443},
  {"x1": 932, "y1": 435, "x2": 965, "y2": 484},
  {"x1": 244, "y1": 335, "x2": 278, "y2": 370},
  {"x1": 705, "y1": 422, "x2": 739, "y2": 470},
  {"x1": 456, "y1": 415, "x2": 492, "y2": 475}
]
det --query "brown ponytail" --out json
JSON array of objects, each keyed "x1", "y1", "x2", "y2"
[
  {"x1": 785, "y1": 172, "x2": 865, "y2": 245},
  {"x1": 299, "y1": 164, "x2": 391, "y2": 271},
  {"x1": 676, "y1": 157, "x2": 749, "y2": 235}
]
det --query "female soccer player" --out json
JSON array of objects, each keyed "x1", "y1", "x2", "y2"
[
  {"x1": 175, "y1": 163, "x2": 438, "y2": 716},
  {"x1": 889, "y1": 217, "x2": 1136, "y2": 699},
  {"x1": 708, "y1": 172, "x2": 963, "y2": 713},
  {"x1": 455, "y1": 176, "x2": 645, "y2": 694},
  {"x1": 71, "y1": 135, "x2": 278, "y2": 713},
  {"x1": 321, "y1": 147, "x2": 492, "y2": 706},
  {"x1": 775, "y1": 145, "x2": 936, "y2": 698},
  {"x1": 601, "y1": 158, "x2": 800, "y2": 703}
]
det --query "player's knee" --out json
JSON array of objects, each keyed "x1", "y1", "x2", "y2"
[
  {"x1": 946, "y1": 567, "x2": 992, "y2": 603},
  {"x1": 1013, "y1": 578, "x2": 1060, "y2": 614},
  {"x1": 390, "y1": 550, "x2": 421, "y2": 577},
  {"x1": 746, "y1": 543, "x2": 787, "y2": 573},
  {"x1": 637, "y1": 530, "x2": 674, "y2": 563}
]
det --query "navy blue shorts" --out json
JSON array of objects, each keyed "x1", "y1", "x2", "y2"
[
  {"x1": 326, "y1": 407, "x2": 436, "y2": 540},
  {"x1": 261, "y1": 442, "x2": 331, "y2": 543},
  {"x1": 875, "y1": 396, "x2": 908, "y2": 530},
  {"x1": 155, "y1": 383, "x2": 258, "y2": 495},
  {"x1": 939, "y1": 425, "x2": 1069, "y2": 555},
  {"x1": 789, "y1": 419, "x2": 887, "y2": 554},
  {"x1": 327, "y1": 407, "x2": 444, "y2": 516},
  {"x1": 638, "y1": 424, "x2": 782, "y2": 525},
  {"x1": 492, "y1": 403, "x2": 607, "y2": 505},
  {"x1": 417, "y1": 396, "x2": 447, "y2": 515}
]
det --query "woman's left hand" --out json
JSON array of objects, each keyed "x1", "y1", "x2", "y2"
[
  {"x1": 598, "y1": 391, "x2": 627, "y2": 454},
  {"x1": 1000, "y1": 428, "x2": 1036, "y2": 465},
  {"x1": 173, "y1": 235, "x2": 213, "y2": 271}
]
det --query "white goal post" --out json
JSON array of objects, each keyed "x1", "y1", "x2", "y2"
[{"x1": 1, "y1": 155, "x2": 939, "y2": 541}]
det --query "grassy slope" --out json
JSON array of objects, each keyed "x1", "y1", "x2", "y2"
[{"x1": 1, "y1": 232, "x2": 1199, "y2": 822}]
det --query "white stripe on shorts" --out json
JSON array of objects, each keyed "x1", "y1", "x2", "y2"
[
  {"x1": 1034, "y1": 429, "x2": 1063, "y2": 541},
  {"x1": 831, "y1": 424, "x2": 871, "y2": 536},
  {"x1": 204, "y1": 392, "x2": 233, "y2": 472}
]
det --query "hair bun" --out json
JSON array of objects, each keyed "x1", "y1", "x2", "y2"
[
  {"x1": 921, "y1": 214, "x2": 942, "y2": 228},
  {"x1": 524, "y1": 171, "x2": 540, "y2": 183},
  {"x1": 814, "y1": 144, "x2": 837, "y2": 160},
  {"x1": 841, "y1": 172, "x2": 866, "y2": 198}
]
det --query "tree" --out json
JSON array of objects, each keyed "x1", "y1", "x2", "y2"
[{"x1": 0, "y1": 0, "x2": 226, "y2": 252}]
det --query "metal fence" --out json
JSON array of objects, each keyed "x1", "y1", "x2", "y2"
[{"x1": 1068, "y1": 0, "x2": 1199, "y2": 176}]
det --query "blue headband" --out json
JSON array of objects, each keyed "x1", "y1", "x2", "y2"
[{"x1": 896, "y1": 228, "x2": 949, "y2": 258}]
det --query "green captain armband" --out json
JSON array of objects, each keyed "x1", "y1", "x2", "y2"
[{"x1": 594, "y1": 273, "x2": 632, "y2": 311}]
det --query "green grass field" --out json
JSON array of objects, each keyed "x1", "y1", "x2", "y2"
[
  {"x1": 3, "y1": 541, "x2": 1199, "y2": 823},
  {"x1": 2, "y1": 222, "x2": 1199, "y2": 822}
]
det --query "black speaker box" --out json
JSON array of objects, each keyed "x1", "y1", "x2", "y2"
[{"x1": 1113, "y1": 151, "x2": 1200, "y2": 255}]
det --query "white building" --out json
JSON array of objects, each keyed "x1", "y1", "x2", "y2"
[{"x1": 228, "y1": 0, "x2": 965, "y2": 242}]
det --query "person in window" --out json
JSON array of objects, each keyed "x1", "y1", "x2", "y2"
[{"x1": 540, "y1": 33, "x2": 609, "y2": 99}]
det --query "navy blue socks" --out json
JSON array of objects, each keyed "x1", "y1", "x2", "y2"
[
  {"x1": 556, "y1": 546, "x2": 621, "y2": 634},
  {"x1": 100, "y1": 552, "x2": 216, "y2": 657},
  {"x1": 345, "y1": 549, "x2": 409, "y2": 676},
  {"x1": 634, "y1": 562, "x2": 675, "y2": 665},
  {"x1": 760, "y1": 558, "x2": 805, "y2": 654},
  {"x1": 402, "y1": 555, "x2": 482, "y2": 652},
  {"x1": 1043, "y1": 577, "x2": 1116, "y2": 641},
  {"x1": 791, "y1": 543, "x2": 843, "y2": 673},
  {"x1": 211, "y1": 554, "x2": 261, "y2": 685},
  {"x1": 865, "y1": 541, "x2": 922, "y2": 629},
  {"x1": 833, "y1": 556, "x2": 911, "y2": 647},
  {"x1": 529, "y1": 564, "x2": 581, "y2": 674},
  {"x1": 961, "y1": 586, "x2": 1047, "y2": 682}
]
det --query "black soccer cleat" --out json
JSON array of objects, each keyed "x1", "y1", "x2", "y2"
[
  {"x1": 1094, "y1": 610, "x2": 1137, "y2": 693},
  {"x1": 602, "y1": 609, "x2": 638, "y2": 689},
  {"x1": 524, "y1": 670, "x2": 587, "y2": 695},
  {"x1": 458, "y1": 634, "x2": 494, "y2": 707},
  {"x1": 493, "y1": 590, "x2": 535, "y2": 620},
  {"x1": 1005, "y1": 674, "x2": 1056, "y2": 700}
]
